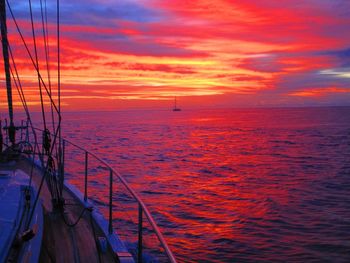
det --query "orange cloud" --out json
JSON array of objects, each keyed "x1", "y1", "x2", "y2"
[
  {"x1": 1, "y1": 0, "x2": 350, "y2": 110},
  {"x1": 289, "y1": 87, "x2": 350, "y2": 97}
]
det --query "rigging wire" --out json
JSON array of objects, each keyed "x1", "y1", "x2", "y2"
[
  {"x1": 40, "y1": 0, "x2": 56, "y2": 133},
  {"x1": 0, "y1": 0, "x2": 59, "y2": 228},
  {"x1": 4, "y1": 0, "x2": 75, "y2": 237},
  {"x1": 28, "y1": 0, "x2": 47, "y2": 131},
  {"x1": 36, "y1": 0, "x2": 57, "y2": 186},
  {"x1": 8, "y1": 44, "x2": 41, "y2": 188},
  {"x1": 24, "y1": 0, "x2": 64, "y2": 228},
  {"x1": 57, "y1": 0, "x2": 61, "y2": 114},
  {"x1": 6, "y1": 0, "x2": 62, "y2": 203},
  {"x1": 6, "y1": 1, "x2": 54, "y2": 199},
  {"x1": 57, "y1": 0, "x2": 64, "y2": 197},
  {"x1": 6, "y1": 0, "x2": 60, "y2": 115}
]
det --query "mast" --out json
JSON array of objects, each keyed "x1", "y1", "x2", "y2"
[
  {"x1": 0, "y1": 0, "x2": 15, "y2": 145},
  {"x1": 174, "y1": 97, "x2": 177, "y2": 109}
]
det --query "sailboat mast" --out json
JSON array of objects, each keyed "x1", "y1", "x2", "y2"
[{"x1": 0, "y1": 0, "x2": 15, "y2": 145}]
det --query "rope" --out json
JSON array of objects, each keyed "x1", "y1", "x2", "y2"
[{"x1": 61, "y1": 207, "x2": 89, "y2": 228}]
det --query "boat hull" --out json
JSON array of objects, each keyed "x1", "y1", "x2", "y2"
[{"x1": 0, "y1": 167, "x2": 43, "y2": 263}]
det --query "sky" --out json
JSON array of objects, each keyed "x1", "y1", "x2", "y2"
[{"x1": 1, "y1": 0, "x2": 350, "y2": 110}]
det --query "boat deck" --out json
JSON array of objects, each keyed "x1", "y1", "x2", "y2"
[{"x1": 2, "y1": 157, "x2": 120, "y2": 263}]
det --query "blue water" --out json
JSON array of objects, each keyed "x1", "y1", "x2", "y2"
[{"x1": 60, "y1": 107, "x2": 350, "y2": 262}]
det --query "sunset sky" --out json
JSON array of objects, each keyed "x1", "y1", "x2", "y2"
[{"x1": 1, "y1": 0, "x2": 350, "y2": 110}]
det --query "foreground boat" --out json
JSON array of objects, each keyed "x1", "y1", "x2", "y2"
[
  {"x1": 0, "y1": 136, "x2": 176, "y2": 262},
  {"x1": 0, "y1": 152, "x2": 125, "y2": 262},
  {"x1": 0, "y1": 0, "x2": 176, "y2": 262}
]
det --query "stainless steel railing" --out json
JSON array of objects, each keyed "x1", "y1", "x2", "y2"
[
  {"x1": 22, "y1": 126, "x2": 177, "y2": 263},
  {"x1": 62, "y1": 138, "x2": 177, "y2": 262}
]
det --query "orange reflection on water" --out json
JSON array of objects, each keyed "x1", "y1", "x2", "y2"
[{"x1": 61, "y1": 108, "x2": 350, "y2": 262}]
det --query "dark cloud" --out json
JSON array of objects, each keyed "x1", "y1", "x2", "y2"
[
  {"x1": 8, "y1": 0, "x2": 162, "y2": 26},
  {"x1": 322, "y1": 48, "x2": 350, "y2": 68},
  {"x1": 276, "y1": 70, "x2": 350, "y2": 94}
]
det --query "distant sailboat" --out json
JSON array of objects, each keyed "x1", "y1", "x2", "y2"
[{"x1": 173, "y1": 97, "x2": 181, "y2": 111}]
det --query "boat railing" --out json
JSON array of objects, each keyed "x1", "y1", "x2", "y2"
[{"x1": 25, "y1": 127, "x2": 176, "y2": 263}]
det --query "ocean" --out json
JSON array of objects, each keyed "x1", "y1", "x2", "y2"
[{"x1": 60, "y1": 107, "x2": 350, "y2": 262}]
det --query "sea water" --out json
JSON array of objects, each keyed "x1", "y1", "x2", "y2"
[{"x1": 60, "y1": 107, "x2": 350, "y2": 262}]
